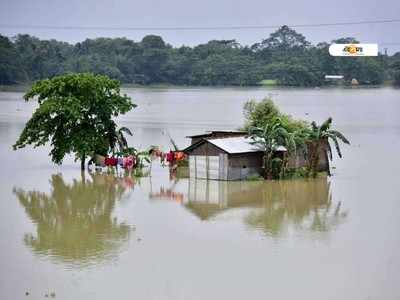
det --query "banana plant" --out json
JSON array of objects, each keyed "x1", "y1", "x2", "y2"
[
  {"x1": 249, "y1": 117, "x2": 293, "y2": 179},
  {"x1": 306, "y1": 117, "x2": 350, "y2": 177}
]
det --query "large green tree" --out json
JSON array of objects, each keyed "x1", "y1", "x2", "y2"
[{"x1": 13, "y1": 73, "x2": 135, "y2": 169}]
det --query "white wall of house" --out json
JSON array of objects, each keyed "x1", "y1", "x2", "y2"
[{"x1": 189, "y1": 154, "x2": 229, "y2": 180}]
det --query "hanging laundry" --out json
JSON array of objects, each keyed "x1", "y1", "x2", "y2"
[
  {"x1": 123, "y1": 155, "x2": 136, "y2": 170},
  {"x1": 174, "y1": 151, "x2": 185, "y2": 161},
  {"x1": 105, "y1": 156, "x2": 118, "y2": 167},
  {"x1": 166, "y1": 151, "x2": 175, "y2": 163}
]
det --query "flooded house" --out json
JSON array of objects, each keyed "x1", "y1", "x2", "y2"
[
  {"x1": 184, "y1": 135, "x2": 265, "y2": 180},
  {"x1": 183, "y1": 131, "x2": 329, "y2": 181}
]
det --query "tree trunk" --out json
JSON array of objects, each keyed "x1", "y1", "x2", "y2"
[
  {"x1": 81, "y1": 154, "x2": 86, "y2": 171},
  {"x1": 311, "y1": 144, "x2": 320, "y2": 178},
  {"x1": 80, "y1": 169, "x2": 86, "y2": 183},
  {"x1": 264, "y1": 152, "x2": 273, "y2": 179},
  {"x1": 280, "y1": 153, "x2": 288, "y2": 179},
  {"x1": 307, "y1": 142, "x2": 319, "y2": 178}
]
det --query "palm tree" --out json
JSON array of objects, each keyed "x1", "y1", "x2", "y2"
[{"x1": 306, "y1": 117, "x2": 350, "y2": 177}]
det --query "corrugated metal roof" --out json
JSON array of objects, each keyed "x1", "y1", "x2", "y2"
[
  {"x1": 183, "y1": 136, "x2": 288, "y2": 154},
  {"x1": 186, "y1": 130, "x2": 247, "y2": 138},
  {"x1": 207, "y1": 137, "x2": 264, "y2": 154}
]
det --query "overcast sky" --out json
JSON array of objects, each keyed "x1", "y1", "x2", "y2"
[{"x1": 0, "y1": 0, "x2": 399, "y2": 52}]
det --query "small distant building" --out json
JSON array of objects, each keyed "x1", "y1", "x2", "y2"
[
  {"x1": 325, "y1": 75, "x2": 345, "y2": 85},
  {"x1": 183, "y1": 131, "x2": 329, "y2": 181},
  {"x1": 325, "y1": 75, "x2": 344, "y2": 80}
]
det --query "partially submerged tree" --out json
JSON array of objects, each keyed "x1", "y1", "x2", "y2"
[
  {"x1": 13, "y1": 73, "x2": 135, "y2": 170},
  {"x1": 306, "y1": 117, "x2": 350, "y2": 177}
]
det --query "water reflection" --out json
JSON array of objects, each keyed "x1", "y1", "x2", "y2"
[
  {"x1": 13, "y1": 172, "x2": 134, "y2": 268},
  {"x1": 178, "y1": 178, "x2": 346, "y2": 237},
  {"x1": 243, "y1": 179, "x2": 347, "y2": 236},
  {"x1": 149, "y1": 179, "x2": 184, "y2": 204}
]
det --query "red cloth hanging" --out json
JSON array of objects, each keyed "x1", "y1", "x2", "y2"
[
  {"x1": 105, "y1": 156, "x2": 118, "y2": 167},
  {"x1": 166, "y1": 151, "x2": 175, "y2": 162}
]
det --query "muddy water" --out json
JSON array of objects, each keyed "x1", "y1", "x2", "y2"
[{"x1": 0, "y1": 87, "x2": 399, "y2": 300}]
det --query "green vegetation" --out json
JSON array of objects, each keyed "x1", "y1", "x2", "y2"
[
  {"x1": 259, "y1": 79, "x2": 278, "y2": 86},
  {"x1": 244, "y1": 98, "x2": 350, "y2": 178},
  {"x1": 243, "y1": 98, "x2": 308, "y2": 132},
  {"x1": 1, "y1": 26, "x2": 399, "y2": 87},
  {"x1": 306, "y1": 118, "x2": 350, "y2": 177},
  {"x1": 248, "y1": 116, "x2": 304, "y2": 179},
  {"x1": 392, "y1": 58, "x2": 400, "y2": 86},
  {"x1": 12, "y1": 73, "x2": 135, "y2": 169},
  {"x1": 111, "y1": 126, "x2": 133, "y2": 153}
]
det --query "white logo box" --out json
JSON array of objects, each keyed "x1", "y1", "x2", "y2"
[{"x1": 329, "y1": 44, "x2": 378, "y2": 56}]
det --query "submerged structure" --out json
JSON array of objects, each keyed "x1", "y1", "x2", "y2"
[{"x1": 183, "y1": 131, "x2": 329, "y2": 181}]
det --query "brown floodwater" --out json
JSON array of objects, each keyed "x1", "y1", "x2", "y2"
[{"x1": 0, "y1": 86, "x2": 399, "y2": 300}]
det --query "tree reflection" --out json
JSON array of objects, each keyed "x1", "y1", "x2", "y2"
[
  {"x1": 244, "y1": 179, "x2": 347, "y2": 236},
  {"x1": 185, "y1": 178, "x2": 347, "y2": 237},
  {"x1": 13, "y1": 172, "x2": 134, "y2": 267}
]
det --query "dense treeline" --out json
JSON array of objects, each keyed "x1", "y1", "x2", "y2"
[{"x1": 1, "y1": 26, "x2": 400, "y2": 86}]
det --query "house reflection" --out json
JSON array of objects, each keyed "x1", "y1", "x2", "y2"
[
  {"x1": 184, "y1": 178, "x2": 347, "y2": 236},
  {"x1": 13, "y1": 172, "x2": 134, "y2": 267}
]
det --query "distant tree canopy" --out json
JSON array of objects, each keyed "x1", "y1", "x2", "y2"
[
  {"x1": 1, "y1": 26, "x2": 398, "y2": 86},
  {"x1": 0, "y1": 35, "x2": 27, "y2": 84},
  {"x1": 13, "y1": 73, "x2": 135, "y2": 169}
]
